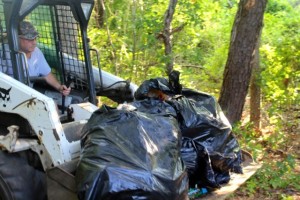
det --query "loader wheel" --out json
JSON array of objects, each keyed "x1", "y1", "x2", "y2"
[
  {"x1": 0, "y1": 151, "x2": 47, "y2": 200},
  {"x1": 0, "y1": 175, "x2": 12, "y2": 200}
]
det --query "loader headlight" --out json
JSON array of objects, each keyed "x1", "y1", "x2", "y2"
[{"x1": 81, "y1": 3, "x2": 93, "y2": 20}]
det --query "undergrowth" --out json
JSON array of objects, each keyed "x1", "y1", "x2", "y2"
[{"x1": 230, "y1": 107, "x2": 300, "y2": 200}]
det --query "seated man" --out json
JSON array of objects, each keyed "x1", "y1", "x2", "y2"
[
  {"x1": 0, "y1": 21, "x2": 70, "y2": 97},
  {"x1": 18, "y1": 21, "x2": 71, "y2": 96}
]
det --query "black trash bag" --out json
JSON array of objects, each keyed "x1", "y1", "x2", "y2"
[
  {"x1": 180, "y1": 89, "x2": 243, "y2": 172},
  {"x1": 180, "y1": 88, "x2": 222, "y2": 118},
  {"x1": 134, "y1": 74, "x2": 243, "y2": 189},
  {"x1": 171, "y1": 92, "x2": 243, "y2": 188},
  {"x1": 76, "y1": 102, "x2": 189, "y2": 200},
  {"x1": 134, "y1": 71, "x2": 182, "y2": 100},
  {"x1": 181, "y1": 137, "x2": 220, "y2": 188}
]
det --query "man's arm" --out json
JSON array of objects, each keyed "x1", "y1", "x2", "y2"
[{"x1": 44, "y1": 73, "x2": 71, "y2": 96}]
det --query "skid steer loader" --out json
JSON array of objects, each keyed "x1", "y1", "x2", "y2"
[{"x1": 0, "y1": 0, "x2": 137, "y2": 199}]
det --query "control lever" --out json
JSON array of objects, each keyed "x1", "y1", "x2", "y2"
[{"x1": 61, "y1": 75, "x2": 74, "y2": 114}]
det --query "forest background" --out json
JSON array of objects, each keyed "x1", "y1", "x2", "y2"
[{"x1": 88, "y1": 0, "x2": 300, "y2": 199}]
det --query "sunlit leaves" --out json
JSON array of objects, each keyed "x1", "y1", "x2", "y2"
[
  {"x1": 88, "y1": 0, "x2": 299, "y2": 105},
  {"x1": 260, "y1": 0, "x2": 300, "y2": 109}
]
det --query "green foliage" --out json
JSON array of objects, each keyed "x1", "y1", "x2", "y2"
[
  {"x1": 87, "y1": 5, "x2": 300, "y2": 170},
  {"x1": 172, "y1": 0, "x2": 237, "y2": 94},
  {"x1": 241, "y1": 155, "x2": 299, "y2": 197},
  {"x1": 233, "y1": 120, "x2": 299, "y2": 198},
  {"x1": 261, "y1": 0, "x2": 300, "y2": 111},
  {"x1": 88, "y1": 0, "x2": 300, "y2": 138},
  {"x1": 88, "y1": 0, "x2": 238, "y2": 93},
  {"x1": 232, "y1": 122, "x2": 264, "y2": 161},
  {"x1": 233, "y1": 117, "x2": 299, "y2": 198},
  {"x1": 88, "y1": 0, "x2": 300, "y2": 137},
  {"x1": 266, "y1": 0, "x2": 294, "y2": 14}
]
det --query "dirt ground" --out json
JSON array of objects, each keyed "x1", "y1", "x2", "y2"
[
  {"x1": 227, "y1": 105, "x2": 300, "y2": 200},
  {"x1": 229, "y1": 133, "x2": 300, "y2": 200}
]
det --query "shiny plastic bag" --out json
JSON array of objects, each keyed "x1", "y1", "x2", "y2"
[{"x1": 76, "y1": 102, "x2": 189, "y2": 200}]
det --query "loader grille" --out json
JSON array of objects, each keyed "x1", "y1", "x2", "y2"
[
  {"x1": 29, "y1": 4, "x2": 88, "y2": 90},
  {"x1": 0, "y1": 1, "x2": 10, "y2": 75}
]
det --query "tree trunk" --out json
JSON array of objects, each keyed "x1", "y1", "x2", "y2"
[
  {"x1": 250, "y1": 42, "x2": 261, "y2": 129},
  {"x1": 162, "y1": 0, "x2": 178, "y2": 75},
  {"x1": 218, "y1": 0, "x2": 267, "y2": 125},
  {"x1": 94, "y1": 0, "x2": 105, "y2": 28}
]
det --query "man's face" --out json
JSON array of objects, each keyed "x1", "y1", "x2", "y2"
[{"x1": 19, "y1": 37, "x2": 37, "y2": 54}]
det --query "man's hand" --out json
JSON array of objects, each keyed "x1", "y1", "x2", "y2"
[
  {"x1": 45, "y1": 73, "x2": 71, "y2": 96},
  {"x1": 59, "y1": 85, "x2": 71, "y2": 96}
]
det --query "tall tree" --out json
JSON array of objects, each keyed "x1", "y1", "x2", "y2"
[
  {"x1": 94, "y1": 0, "x2": 105, "y2": 28},
  {"x1": 157, "y1": 0, "x2": 178, "y2": 75},
  {"x1": 218, "y1": 0, "x2": 267, "y2": 124}
]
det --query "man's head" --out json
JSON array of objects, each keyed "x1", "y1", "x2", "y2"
[
  {"x1": 18, "y1": 21, "x2": 38, "y2": 55},
  {"x1": 18, "y1": 21, "x2": 39, "y2": 40}
]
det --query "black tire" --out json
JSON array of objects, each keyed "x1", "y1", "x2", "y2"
[
  {"x1": 0, "y1": 151, "x2": 47, "y2": 200},
  {"x1": 0, "y1": 174, "x2": 13, "y2": 200}
]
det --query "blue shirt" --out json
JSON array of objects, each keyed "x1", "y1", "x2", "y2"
[{"x1": 0, "y1": 45, "x2": 51, "y2": 77}]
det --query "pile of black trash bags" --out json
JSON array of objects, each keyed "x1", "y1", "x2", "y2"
[{"x1": 76, "y1": 71, "x2": 243, "y2": 200}]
